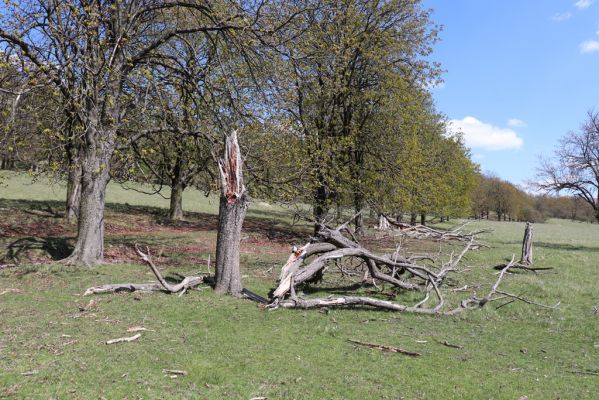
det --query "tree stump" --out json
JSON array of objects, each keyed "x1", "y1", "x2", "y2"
[{"x1": 520, "y1": 222, "x2": 533, "y2": 266}]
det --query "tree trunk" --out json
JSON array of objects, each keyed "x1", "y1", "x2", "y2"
[
  {"x1": 313, "y1": 182, "x2": 328, "y2": 235},
  {"x1": 66, "y1": 155, "x2": 111, "y2": 266},
  {"x1": 520, "y1": 222, "x2": 533, "y2": 266},
  {"x1": 214, "y1": 132, "x2": 248, "y2": 296},
  {"x1": 168, "y1": 155, "x2": 186, "y2": 221},
  {"x1": 65, "y1": 159, "x2": 82, "y2": 222},
  {"x1": 420, "y1": 213, "x2": 426, "y2": 226},
  {"x1": 63, "y1": 107, "x2": 115, "y2": 266},
  {"x1": 377, "y1": 214, "x2": 390, "y2": 230},
  {"x1": 354, "y1": 192, "x2": 365, "y2": 235},
  {"x1": 410, "y1": 213, "x2": 417, "y2": 225},
  {"x1": 169, "y1": 182, "x2": 185, "y2": 221}
]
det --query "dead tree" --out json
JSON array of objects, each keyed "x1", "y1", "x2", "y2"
[
  {"x1": 268, "y1": 220, "x2": 557, "y2": 315},
  {"x1": 520, "y1": 222, "x2": 533, "y2": 266},
  {"x1": 214, "y1": 131, "x2": 248, "y2": 296}
]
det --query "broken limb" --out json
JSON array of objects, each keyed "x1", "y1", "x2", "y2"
[{"x1": 84, "y1": 245, "x2": 206, "y2": 295}]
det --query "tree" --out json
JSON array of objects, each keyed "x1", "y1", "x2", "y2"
[
  {"x1": 537, "y1": 110, "x2": 599, "y2": 222},
  {"x1": 0, "y1": 0, "x2": 251, "y2": 265},
  {"x1": 272, "y1": 0, "x2": 440, "y2": 233}
]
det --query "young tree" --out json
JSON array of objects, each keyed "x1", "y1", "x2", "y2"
[{"x1": 537, "y1": 110, "x2": 599, "y2": 222}]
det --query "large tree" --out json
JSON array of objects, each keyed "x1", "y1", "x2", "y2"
[
  {"x1": 0, "y1": 0, "x2": 250, "y2": 265},
  {"x1": 271, "y1": 0, "x2": 440, "y2": 233},
  {"x1": 537, "y1": 110, "x2": 599, "y2": 222}
]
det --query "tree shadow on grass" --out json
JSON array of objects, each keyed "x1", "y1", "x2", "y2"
[
  {"x1": 6, "y1": 236, "x2": 73, "y2": 261},
  {"x1": 534, "y1": 241, "x2": 599, "y2": 252}
]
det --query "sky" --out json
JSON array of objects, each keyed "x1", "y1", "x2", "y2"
[{"x1": 422, "y1": 0, "x2": 599, "y2": 187}]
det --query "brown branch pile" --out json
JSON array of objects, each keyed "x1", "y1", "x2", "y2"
[{"x1": 268, "y1": 223, "x2": 557, "y2": 315}]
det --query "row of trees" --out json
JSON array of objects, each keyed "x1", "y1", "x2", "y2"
[
  {"x1": 0, "y1": 1, "x2": 476, "y2": 293},
  {"x1": 471, "y1": 173, "x2": 596, "y2": 223}
]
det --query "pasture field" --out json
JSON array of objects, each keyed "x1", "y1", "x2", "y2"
[{"x1": 1, "y1": 172, "x2": 598, "y2": 399}]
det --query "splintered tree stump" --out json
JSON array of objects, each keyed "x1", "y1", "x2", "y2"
[
  {"x1": 214, "y1": 131, "x2": 248, "y2": 296},
  {"x1": 520, "y1": 222, "x2": 533, "y2": 266}
]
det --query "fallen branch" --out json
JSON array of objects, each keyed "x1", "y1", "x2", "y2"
[
  {"x1": 84, "y1": 245, "x2": 206, "y2": 296},
  {"x1": 105, "y1": 333, "x2": 141, "y2": 345},
  {"x1": 163, "y1": 369, "x2": 188, "y2": 376},
  {"x1": 348, "y1": 339, "x2": 421, "y2": 357},
  {"x1": 0, "y1": 288, "x2": 21, "y2": 295}
]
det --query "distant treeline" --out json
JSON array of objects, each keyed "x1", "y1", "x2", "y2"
[{"x1": 471, "y1": 174, "x2": 595, "y2": 223}]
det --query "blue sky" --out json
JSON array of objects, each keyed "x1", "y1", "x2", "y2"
[{"x1": 423, "y1": 0, "x2": 599, "y2": 186}]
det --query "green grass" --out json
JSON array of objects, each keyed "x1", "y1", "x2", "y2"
[{"x1": 1, "y1": 173, "x2": 599, "y2": 399}]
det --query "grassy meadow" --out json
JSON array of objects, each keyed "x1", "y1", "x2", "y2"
[{"x1": 1, "y1": 172, "x2": 598, "y2": 399}]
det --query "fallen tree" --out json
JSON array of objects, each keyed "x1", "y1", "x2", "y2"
[
  {"x1": 267, "y1": 220, "x2": 557, "y2": 315},
  {"x1": 378, "y1": 216, "x2": 488, "y2": 245}
]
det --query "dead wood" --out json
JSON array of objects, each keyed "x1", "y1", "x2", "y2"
[
  {"x1": 348, "y1": 339, "x2": 421, "y2": 357},
  {"x1": 267, "y1": 215, "x2": 556, "y2": 315},
  {"x1": 84, "y1": 245, "x2": 205, "y2": 296},
  {"x1": 520, "y1": 222, "x2": 533, "y2": 266},
  {"x1": 105, "y1": 333, "x2": 141, "y2": 345},
  {"x1": 382, "y1": 216, "x2": 488, "y2": 245}
]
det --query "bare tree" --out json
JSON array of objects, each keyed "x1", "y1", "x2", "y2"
[{"x1": 537, "y1": 110, "x2": 599, "y2": 222}]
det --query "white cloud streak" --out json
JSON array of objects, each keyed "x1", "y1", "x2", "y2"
[
  {"x1": 450, "y1": 116, "x2": 524, "y2": 151},
  {"x1": 580, "y1": 40, "x2": 599, "y2": 53},
  {"x1": 575, "y1": 0, "x2": 594, "y2": 9},
  {"x1": 551, "y1": 12, "x2": 572, "y2": 21},
  {"x1": 507, "y1": 118, "x2": 527, "y2": 128}
]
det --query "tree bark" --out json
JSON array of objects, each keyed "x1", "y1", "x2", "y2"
[
  {"x1": 169, "y1": 182, "x2": 185, "y2": 221},
  {"x1": 65, "y1": 159, "x2": 82, "y2": 222},
  {"x1": 520, "y1": 222, "x2": 533, "y2": 266},
  {"x1": 214, "y1": 132, "x2": 248, "y2": 296},
  {"x1": 420, "y1": 213, "x2": 426, "y2": 226},
  {"x1": 354, "y1": 193, "x2": 365, "y2": 235},
  {"x1": 313, "y1": 182, "x2": 328, "y2": 234},
  {"x1": 63, "y1": 107, "x2": 116, "y2": 266},
  {"x1": 410, "y1": 213, "x2": 417, "y2": 225}
]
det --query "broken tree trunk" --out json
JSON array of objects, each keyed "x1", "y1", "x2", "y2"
[
  {"x1": 214, "y1": 131, "x2": 248, "y2": 296},
  {"x1": 520, "y1": 222, "x2": 533, "y2": 266},
  {"x1": 377, "y1": 214, "x2": 390, "y2": 231}
]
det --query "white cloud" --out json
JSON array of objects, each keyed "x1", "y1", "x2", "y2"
[
  {"x1": 449, "y1": 116, "x2": 524, "y2": 151},
  {"x1": 507, "y1": 118, "x2": 527, "y2": 128},
  {"x1": 575, "y1": 0, "x2": 594, "y2": 9},
  {"x1": 551, "y1": 12, "x2": 572, "y2": 21},
  {"x1": 580, "y1": 40, "x2": 599, "y2": 53}
]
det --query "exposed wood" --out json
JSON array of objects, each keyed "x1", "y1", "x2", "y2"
[
  {"x1": 520, "y1": 222, "x2": 533, "y2": 266},
  {"x1": 348, "y1": 339, "x2": 421, "y2": 357},
  {"x1": 214, "y1": 131, "x2": 248, "y2": 296},
  {"x1": 105, "y1": 333, "x2": 141, "y2": 345},
  {"x1": 84, "y1": 245, "x2": 205, "y2": 295},
  {"x1": 267, "y1": 217, "x2": 556, "y2": 315}
]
